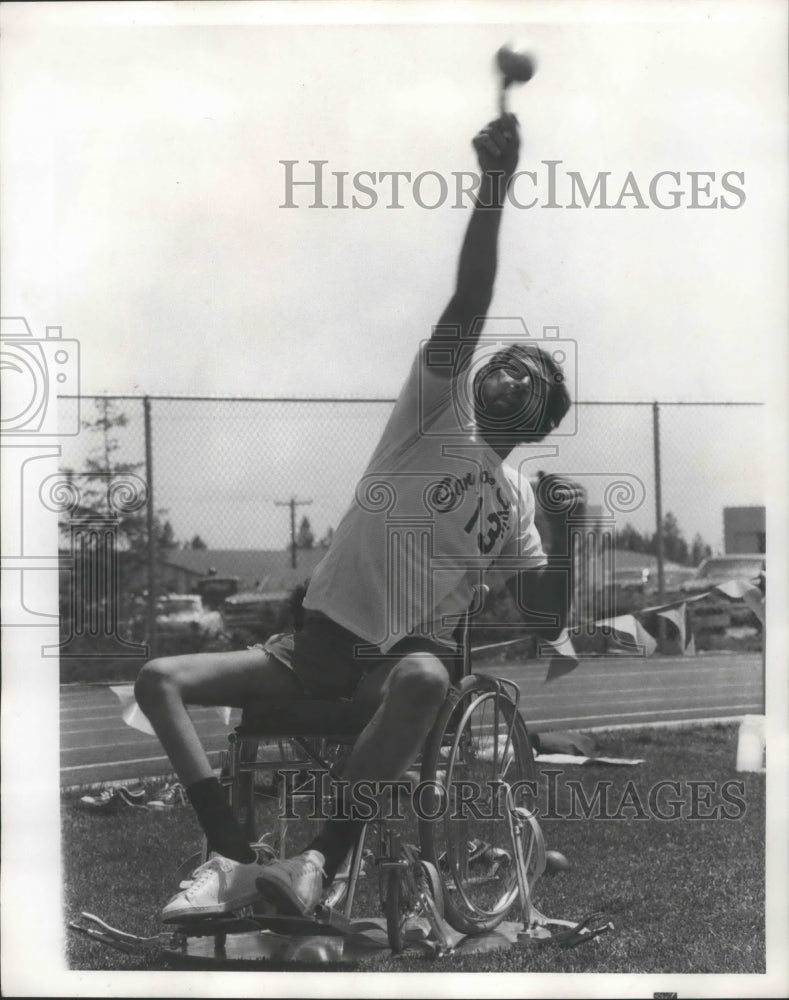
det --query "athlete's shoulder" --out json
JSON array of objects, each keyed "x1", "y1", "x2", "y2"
[
  {"x1": 500, "y1": 464, "x2": 537, "y2": 514},
  {"x1": 500, "y1": 462, "x2": 535, "y2": 494}
]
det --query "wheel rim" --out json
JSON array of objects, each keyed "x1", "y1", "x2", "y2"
[{"x1": 424, "y1": 685, "x2": 536, "y2": 925}]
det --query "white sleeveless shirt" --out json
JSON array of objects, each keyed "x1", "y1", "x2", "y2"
[{"x1": 303, "y1": 346, "x2": 547, "y2": 652}]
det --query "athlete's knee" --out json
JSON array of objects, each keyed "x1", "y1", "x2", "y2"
[
  {"x1": 387, "y1": 654, "x2": 450, "y2": 710},
  {"x1": 134, "y1": 656, "x2": 182, "y2": 708}
]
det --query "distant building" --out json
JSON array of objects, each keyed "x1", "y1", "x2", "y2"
[
  {"x1": 723, "y1": 507, "x2": 765, "y2": 554},
  {"x1": 157, "y1": 548, "x2": 327, "y2": 596}
]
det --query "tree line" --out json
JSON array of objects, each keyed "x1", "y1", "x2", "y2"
[
  {"x1": 65, "y1": 401, "x2": 712, "y2": 567},
  {"x1": 615, "y1": 511, "x2": 712, "y2": 566}
]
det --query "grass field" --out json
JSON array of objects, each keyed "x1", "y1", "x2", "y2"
[{"x1": 63, "y1": 723, "x2": 765, "y2": 974}]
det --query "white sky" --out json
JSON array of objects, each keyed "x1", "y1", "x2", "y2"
[
  {"x1": 3, "y1": 0, "x2": 786, "y2": 552},
  {"x1": 2, "y1": 2, "x2": 786, "y2": 403}
]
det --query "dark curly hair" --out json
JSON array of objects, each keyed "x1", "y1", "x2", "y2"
[{"x1": 472, "y1": 342, "x2": 571, "y2": 441}]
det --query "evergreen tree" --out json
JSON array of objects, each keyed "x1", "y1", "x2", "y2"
[
  {"x1": 655, "y1": 511, "x2": 689, "y2": 565},
  {"x1": 690, "y1": 532, "x2": 712, "y2": 566},
  {"x1": 158, "y1": 520, "x2": 178, "y2": 550},
  {"x1": 80, "y1": 399, "x2": 146, "y2": 552},
  {"x1": 615, "y1": 522, "x2": 651, "y2": 554},
  {"x1": 70, "y1": 399, "x2": 169, "y2": 609},
  {"x1": 296, "y1": 516, "x2": 315, "y2": 550}
]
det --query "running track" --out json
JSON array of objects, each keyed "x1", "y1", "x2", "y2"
[{"x1": 60, "y1": 652, "x2": 763, "y2": 787}]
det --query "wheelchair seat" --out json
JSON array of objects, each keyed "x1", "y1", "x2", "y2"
[
  {"x1": 236, "y1": 696, "x2": 376, "y2": 740},
  {"x1": 236, "y1": 631, "x2": 381, "y2": 741}
]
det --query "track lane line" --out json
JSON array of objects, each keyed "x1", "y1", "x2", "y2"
[
  {"x1": 487, "y1": 664, "x2": 762, "y2": 683},
  {"x1": 60, "y1": 706, "x2": 229, "y2": 719},
  {"x1": 61, "y1": 734, "x2": 232, "y2": 755},
  {"x1": 525, "y1": 702, "x2": 764, "y2": 727},
  {"x1": 61, "y1": 751, "x2": 224, "y2": 773}
]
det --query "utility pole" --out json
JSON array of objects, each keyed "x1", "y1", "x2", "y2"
[
  {"x1": 275, "y1": 497, "x2": 313, "y2": 568},
  {"x1": 144, "y1": 396, "x2": 157, "y2": 658},
  {"x1": 652, "y1": 401, "x2": 666, "y2": 652}
]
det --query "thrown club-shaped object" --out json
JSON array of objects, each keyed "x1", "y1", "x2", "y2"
[{"x1": 496, "y1": 44, "x2": 537, "y2": 114}]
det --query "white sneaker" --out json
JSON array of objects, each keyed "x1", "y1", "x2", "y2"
[
  {"x1": 79, "y1": 788, "x2": 118, "y2": 811},
  {"x1": 160, "y1": 854, "x2": 269, "y2": 923},
  {"x1": 255, "y1": 851, "x2": 326, "y2": 917}
]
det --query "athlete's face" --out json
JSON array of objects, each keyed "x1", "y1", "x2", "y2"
[{"x1": 474, "y1": 351, "x2": 549, "y2": 438}]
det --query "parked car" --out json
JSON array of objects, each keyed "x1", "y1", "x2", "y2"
[
  {"x1": 613, "y1": 566, "x2": 652, "y2": 593},
  {"x1": 155, "y1": 594, "x2": 224, "y2": 637},
  {"x1": 680, "y1": 554, "x2": 765, "y2": 595},
  {"x1": 195, "y1": 575, "x2": 239, "y2": 610},
  {"x1": 220, "y1": 589, "x2": 291, "y2": 643},
  {"x1": 662, "y1": 566, "x2": 697, "y2": 592}
]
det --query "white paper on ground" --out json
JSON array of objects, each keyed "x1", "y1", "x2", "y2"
[
  {"x1": 535, "y1": 753, "x2": 645, "y2": 766},
  {"x1": 109, "y1": 684, "x2": 156, "y2": 736}
]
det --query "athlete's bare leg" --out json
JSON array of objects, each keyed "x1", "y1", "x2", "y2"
[
  {"x1": 339, "y1": 652, "x2": 449, "y2": 785},
  {"x1": 253, "y1": 652, "x2": 451, "y2": 913},
  {"x1": 135, "y1": 648, "x2": 302, "y2": 788}
]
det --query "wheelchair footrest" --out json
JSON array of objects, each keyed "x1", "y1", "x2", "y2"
[
  {"x1": 68, "y1": 912, "x2": 172, "y2": 957},
  {"x1": 518, "y1": 910, "x2": 614, "y2": 948}
]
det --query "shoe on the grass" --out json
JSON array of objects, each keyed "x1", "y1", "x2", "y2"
[
  {"x1": 79, "y1": 788, "x2": 117, "y2": 811},
  {"x1": 148, "y1": 782, "x2": 187, "y2": 811},
  {"x1": 115, "y1": 785, "x2": 148, "y2": 808},
  {"x1": 161, "y1": 854, "x2": 271, "y2": 923},
  {"x1": 255, "y1": 851, "x2": 325, "y2": 917}
]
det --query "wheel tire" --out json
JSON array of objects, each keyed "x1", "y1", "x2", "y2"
[
  {"x1": 418, "y1": 674, "x2": 538, "y2": 936},
  {"x1": 385, "y1": 867, "x2": 407, "y2": 954}
]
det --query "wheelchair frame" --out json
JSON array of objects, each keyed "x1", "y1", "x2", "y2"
[{"x1": 70, "y1": 612, "x2": 613, "y2": 963}]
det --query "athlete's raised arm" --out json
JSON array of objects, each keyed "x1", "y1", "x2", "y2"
[{"x1": 427, "y1": 114, "x2": 520, "y2": 375}]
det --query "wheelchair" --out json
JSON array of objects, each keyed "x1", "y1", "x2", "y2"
[{"x1": 71, "y1": 604, "x2": 612, "y2": 964}]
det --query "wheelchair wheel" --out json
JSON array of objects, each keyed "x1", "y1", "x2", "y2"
[
  {"x1": 385, "y1": 858, "x2": 444, "y2": 954},
  {"x1": 418, "y1": 674, "x2": 538, "y2": 936}
]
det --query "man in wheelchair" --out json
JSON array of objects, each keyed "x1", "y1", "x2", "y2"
[{"x1": 135, "y1": 112, "x2": 575, "y2": 923}]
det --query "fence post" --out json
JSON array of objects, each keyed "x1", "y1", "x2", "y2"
[
  {"x1": 144, "y1": 396, "x2": 157, "y2": 658},
  {"x1": 652, "y1": 401, "x2": 666, "y2": 650}
]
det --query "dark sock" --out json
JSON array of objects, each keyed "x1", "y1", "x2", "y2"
[
  {"x1": 186, "y1": 777, "x2": 256, "y2": 864},
  {"x1": 306, "y1": 786, "x2": 366, "y2": 884}
]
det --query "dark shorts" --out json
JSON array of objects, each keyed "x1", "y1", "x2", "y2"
[{"x1": 260, "y1": 611, "x2": 461, "y2": 700}]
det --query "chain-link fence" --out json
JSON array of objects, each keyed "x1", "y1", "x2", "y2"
[{"x1": 56, "y1": 394, "x2": 764, "y2": 675}]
